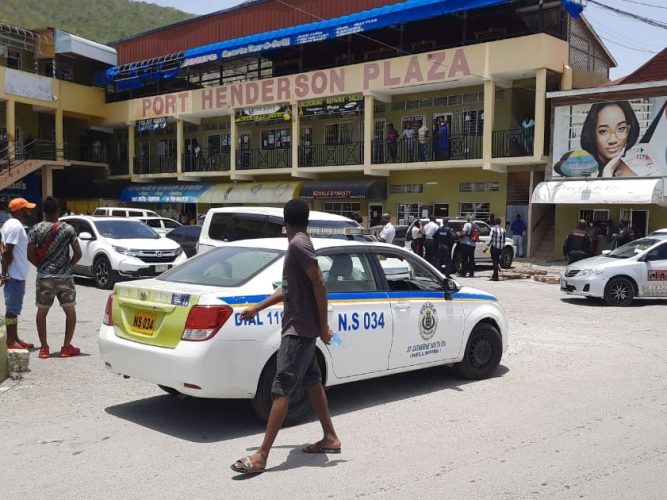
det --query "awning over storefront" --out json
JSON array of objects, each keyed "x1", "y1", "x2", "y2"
[
  {"x1": 120, "y1": 183, "x2": 212, "y2": 203},
  {"x1": 531, "y1": 179, "x2": 667, "y2": 206},
  {"x1": 198, "y1": 181, "x2": 301, "y2": 204},
  {"x1": 300, "y1": 180, "x2": 386, "y2": 200}
]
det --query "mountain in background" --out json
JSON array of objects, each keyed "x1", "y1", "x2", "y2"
[{"x1": 0, "y1": 0, "x2": 193, "y2": 44}]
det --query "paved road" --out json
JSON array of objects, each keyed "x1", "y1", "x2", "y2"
[{"x1": 1, "y1": 266, "x2": 666, "y2": 499}]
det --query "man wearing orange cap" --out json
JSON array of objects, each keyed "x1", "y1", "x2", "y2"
[{"x1": 1, "y1": 197, "x2": 35, "y2": 350}]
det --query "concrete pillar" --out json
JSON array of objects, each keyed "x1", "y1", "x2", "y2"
[
  {"x1": 363, "y1": 95, "x2": 374, "y2": 167},
  {"x1": 291, "y1": 102, "x2": 300, "y2": 173},
  {"x1": 229, "y1": 111, "x2": 237, "y2": 175},
  {"x1": 128, "y1": 124, "x2": 135, "y2": 176},
  {"x1": 176, "y1": 118, "x2": 184, "y2": 174},
  {"x1": 6, "y1": 99, "x2": 16, "y2": 160},
  {"x1": 55, "y1": 107, "x2": 64, "y2": 161},
  {"x1": 482, "y1": 79, "x2": 495, "y2": 165},
  {"x1": 561, "y1": 65, "x2": 573, "y2": 91},
  {"x1": 533, "y1": 68, "x2": 547, "y2": 160},
  {"x1": 41, "y1": 165, "x2": 53, "y2": 197}
]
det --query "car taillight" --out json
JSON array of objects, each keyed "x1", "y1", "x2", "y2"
[
  {"x1": 182, "y1": 305, "x2": 233, "y2": 341},
  {"x1": 103, "y1": 294, "x2": 114, "y2": 326}
]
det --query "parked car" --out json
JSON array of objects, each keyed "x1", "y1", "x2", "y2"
[
  {"x1": 138, "y1": 217, "x2": 182, "y2": 236},
  {"x1": 560, "y1": 234, "x2": 667, "y2": 306},
  {"x1": 197, "y1": 206, "x2": 373, "y2": 254},
  {"x1": 404, "y1": 218, "x2": 516, "y2": 271},
  {"x1": 648, "y1": 228, "x2": 667, "y2": 236},
  {"x1": 62, "y1": 216, "x2": 187, "y2": 289},
  {"x1": 94, "y1": 207, "x2": 159, "y2": 218},
  {"x1": 370, "y1": 224, "x2": 409, "y2": 247},
  {"x1": 99, "y1": 238, "x2": 508, "y2": 422},
  {"x1": 165, "y1": 225, "x2": 202, "y2": 257}
]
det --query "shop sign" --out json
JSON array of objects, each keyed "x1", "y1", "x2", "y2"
[
  {"x1": 299, "y1": 95, "x2": 364, "y2": 116},
  {"x1": 0, "y1": 174, "x2": 41, "y2": 205},
  {"x1": 553, "y1": 97, "x2": 667, "y2": 178},
  {"x1": 136, "y1": 117, "x2": 167, "y2": 133},
  {"x1": 234, "y1": 104, "x2": 291, "y2": 123}
]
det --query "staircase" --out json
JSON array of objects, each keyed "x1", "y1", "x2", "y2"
[
  {"x1": 531, "y1": 220, "x2": 557, "y2": 260},
  {"x1": 0, "y1": 140, "x2": 66, "y2": 191}
]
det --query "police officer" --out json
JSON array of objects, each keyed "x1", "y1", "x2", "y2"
[
  {"x1": 433, "y1": 218, "x2": 454, "y2": 277},
  {"x1": 563, "y1": 220, "x2": 593, "y2": 264}
]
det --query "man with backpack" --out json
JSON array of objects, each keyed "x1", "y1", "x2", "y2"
[
  {"x1": 27, "y1": 196, "x2": 82, "y2": 359},
  {"x1": 433, "y1": 218, "x2": 454, "y2": 278},
  {"x1": 458, "y1": 216, "x2": 477, "y2": 277}
]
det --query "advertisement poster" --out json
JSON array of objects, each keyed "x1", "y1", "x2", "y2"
[
  {"x1": 235, "y1": 104, "x2": 290, "y2": 123},
  {"x1": 299, "y1": 95, "x2": 364, "y2": 116},
  {"x1": 552, "y1": 97, "x2": 667, "y2": 178}
]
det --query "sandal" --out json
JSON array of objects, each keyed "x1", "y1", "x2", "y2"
[
  {"x1": 302, "y1": 442, "x2": 342, "y2": 454},
  {"x1": 18, "y1": 340, "x2": 34, "y2": 349},
  {"x1": 230, "y1": 456, "x2": 265, "y2": 474},
  {"x1": 39, "y1": 347, "x2": 50, "y2": 359}
]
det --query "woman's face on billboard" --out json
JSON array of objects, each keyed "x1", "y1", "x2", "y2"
[{"x1": 595, "y1": 104, "x2": 630, "y2": 161}]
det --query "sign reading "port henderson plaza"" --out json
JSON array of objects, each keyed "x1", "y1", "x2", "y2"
[{"x1": 135, "y1": 47, "x2": 478, "y2": 120}]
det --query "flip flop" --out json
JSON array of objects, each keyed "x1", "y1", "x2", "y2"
[
  {"x1": 230, "y1": 456, "x2": 265, "y2": 475},
  {"x1": 302, "y1": 442, "x2": 342, "y2": 454}
]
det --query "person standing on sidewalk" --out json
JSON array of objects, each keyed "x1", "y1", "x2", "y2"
[
  {"x1": 423, "y1": 216, "x2": 439, "y2": 265},
  {"x1": 27, "y1": 196, "x2": 82, "y2": 359},
  {"x1": 510, "y1": 214, "x2": 526, "y2": 258},
  {"x1": 231, "y1": 199, "x2": 340, "y2": 475},
  {"x1": 485, "y1": 217, "x2": 506, "y2": 281},
  {"x1": 1, "y1": 198, "x2": 36, "y2": 351}
]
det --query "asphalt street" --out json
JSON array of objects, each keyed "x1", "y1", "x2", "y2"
[{"x1": 1, "y1": 264, "x2": 666, "y2": 499}]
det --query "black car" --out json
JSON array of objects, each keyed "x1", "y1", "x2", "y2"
[{"x1": 166, "y1": 225, "x2": 202, "y2": 257}]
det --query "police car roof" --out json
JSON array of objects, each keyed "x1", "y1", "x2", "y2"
[
  {"x1": 206, "y1": 206, "x2": 355, "y2": 222},
  {"x1": 223, "y1": 238, "x2": 398, "y2": 252}
]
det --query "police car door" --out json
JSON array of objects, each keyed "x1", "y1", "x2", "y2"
[
  {"x1": 318, "y1": 249, "x2": 393, "y2": 378},
  {"x1": 642, "y1": 242, "x2": 667, "y2": 297},
  {"x1": 373, "y1": 249, "x2": 465, "y2": 369}
]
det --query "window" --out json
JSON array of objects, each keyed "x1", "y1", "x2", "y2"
[
  {"x1": 323, "y1": 202, "x2": 361, "y2": 219},
  {"x1": 647, "y1": 243, "x2": 667, "y2": 261},
  {"x1": 318, "y1": 253, "x2": 378, "y2": 293},
  {"x1": 397, "y1": 203, "x2": 431, "y2": 225},
  {"x1": 376, "y1": 252, "x2": 443, "y2": 292},
  {"x1": 261, "y1": 129, "x2": 290, "y2": 150},
  {"x1": 390, "y1": 184, "x2": 424, "y2": 194},
  {"x1": 112, "y1": 210, "x2": 126, "y2": 217},
  {"x1": 401, "y1": 115, "x2": 425, "y2": 131},
  {"x1": 475, "y1": 222, "x2": 491, "y2": 237},
  {"x1": 459, "y1": 182, "x2": 500, "y2": 192},
  {"x1": 164, "y1": 220, "x2": 180, "y2": 229},
  {"x1": 7, "y1": 49, "x2": 21, "y2": 70},
  {"x1": 325, "y1": 123, "x2": 355, "y2": 145},
  {"x1": 459, "y1": 202, "x2": 491, "y2": 221},
  {"x1": 128, "y1": 211, "x2": 143, "y2": 217},
  {"x1": 145, "y1": 219, "x2": 162, "y2": 228},
  {"x1": 579, "y1": 209, "x2": 609, "y2": 224},
  {"x1": 463, "y1": 110, "x2": 484, "y2": 136}
]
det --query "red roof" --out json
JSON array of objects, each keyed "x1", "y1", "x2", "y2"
[{"x1": 613, "y1": 47, "x2": 667, "y2": 85}]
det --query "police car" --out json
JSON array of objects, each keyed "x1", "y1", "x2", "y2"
[
  {"x1": 560, "y1": 234, "x2": 667, "y2": 306},
  {"x1": 99, "y1": 238, "x2": 509, "y2": 422}
]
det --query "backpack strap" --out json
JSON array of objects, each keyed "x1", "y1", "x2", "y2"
[{"x1": 44, "y1": 222, "x2": 61, "y2": 248}]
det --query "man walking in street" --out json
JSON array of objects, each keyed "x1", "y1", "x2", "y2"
[
  {"x1": 423, "y1": 215, "x2": 439, "y2": 265},
  {"x1": 378, "y1": 213, "x2": 396, "y2": 244},
  {"x1": 510, "y1": 214, "x2": 526, "y2": 258},
  {"x1": 485, "y1": 217, "x2": 506, "y2": 281},
  {"x1": 563, "y1": 220, "x2": 593, "y2": 264},
  {"x1": 231, "y1": 199, "x2": 339, "y2": 474},
  {"x1": 1, "y1": 198, "x2": 35, "y2": 351},
  {"x1": 459, "y1": 216, "x2": 477, "y2": 277},
  {"x1": 433, "y1": 218, "x2": 454, "y2": 278},
  {"x1": 27, "y1": 196, "x2": 82, "y2": 359}
]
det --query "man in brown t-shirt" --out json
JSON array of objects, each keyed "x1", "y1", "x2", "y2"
[{"x1": 231, "y1": 199, "x2": 340, "y2": 474}]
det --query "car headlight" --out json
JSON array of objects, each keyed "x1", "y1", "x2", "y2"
[
  {"x1": 113, "y1": 246, "x2": 140, "y2": 257},
  {"x1": 174, "y1": 247, "x2": 183, "y2": 256},
  {"x1": 579, "y1": 267, "x2": 607, "y2": 276}
]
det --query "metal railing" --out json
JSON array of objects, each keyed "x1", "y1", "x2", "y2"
[
  {"x1": 236, "y1": 148, "x2": 292, "y2": 170},
  {"x1": 298, "y1": 142, "x2": 363, "y2": 167},
  {"x1": 371, "y1": 134, "x2": 482, "y2": 164},
  {"x1": 183, "y1": 151, "x2": 231, "y2": 172},
  {"x1": 492, "y1": 129, "x2": 533, "y2": 158},
  {"x1": 134, "y1": 155, "x2": 177, "y2": 174},
  {"x1": 64, "y1": 142, "x2": 108, "y2": 163}
]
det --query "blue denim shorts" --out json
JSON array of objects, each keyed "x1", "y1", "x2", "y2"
[{"x1": 4, "y1": 278, "x2": 26, "y2": 316}]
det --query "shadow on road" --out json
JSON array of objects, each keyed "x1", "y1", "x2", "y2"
[
  {"x1": 105, "y1": 364, "x2": 509, "y2": 443},
  {"x1": 560, "y1": 297, "x2": 667, "y2": 307}
]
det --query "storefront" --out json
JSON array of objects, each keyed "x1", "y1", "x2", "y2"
[{"x1": 299, "y1": 179, "x2": 386, "y2": 225}]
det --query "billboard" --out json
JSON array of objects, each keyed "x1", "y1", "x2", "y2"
[{"x1": 552, "y1": 97, "x2": 667, "y2": 178}]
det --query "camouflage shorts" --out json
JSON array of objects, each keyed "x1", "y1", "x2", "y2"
[{"x1": 36, "y1": 277, "x2": 76, "y2": 309}]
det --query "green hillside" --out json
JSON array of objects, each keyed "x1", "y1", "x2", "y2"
[{"x1": 0, "y1": 0, "x2": 193, "y2": 44}]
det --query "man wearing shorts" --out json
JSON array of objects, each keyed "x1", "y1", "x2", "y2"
[
  {"x1": 27, "y1": 196, "x2": 82, "y2": 359},
  {"x1": 231, "y1": 199, "x2": 340, "y2": 474},
  {"x1": 1, "y1": 198, "x2": 35, "y2": 350}
]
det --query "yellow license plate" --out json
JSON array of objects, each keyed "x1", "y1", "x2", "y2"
[{"x1": 132, "y1": 311, "x2": 156, "y2": 335}]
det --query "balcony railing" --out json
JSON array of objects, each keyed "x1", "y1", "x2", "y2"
[
  {"x1": 371, "y1": 135, "x2": 482, "y2": 164},
  {"x1": 183, "y1": 151, "x2": 231, "y2": 172},
  {"x1": 134, "y1": 155, "x2": 177, "y2": 175},
  {"x1": 298, "y1": 142, "x2": 363, "y2": 167},
  {"x1": 492, "y1": 129, "x2": 533, "y2": 158},
  {"x1": 236, "y1": 148, "x2": 292, "y2": 170},
  {"x1": 64, "y1": 143, "x2": 108, "y2": 163}
]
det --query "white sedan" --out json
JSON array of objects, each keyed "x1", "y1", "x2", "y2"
[
  {"x1": 99, "y1": 238, "x2": 509, "y2": 422},
  {"x1": 560, "y1": 234, "x2": 667, "y2": 306}
]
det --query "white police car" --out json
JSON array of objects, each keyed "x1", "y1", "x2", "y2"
[
  {"x1": 560, "y1": 234, "x2": 667, "y2": 306},
  {"x1": 99, "y1": 238, "x2": 509, "y2": 422}
]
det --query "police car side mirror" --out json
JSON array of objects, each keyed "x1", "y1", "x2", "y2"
[{"x1": 443, "y1": 278, "x2": 460, "y2": 300}]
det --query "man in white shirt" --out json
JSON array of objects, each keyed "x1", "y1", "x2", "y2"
[
  {"x1": 1, "y1": 197, "x2": 36, "y2": 350},
  {"x1": 378, "y1": 213, "x2": 396, "y2": 244},
  {"x1": 423, "y1": 216, "x2": 439, "y2": 264},
  {"x1": 417, "y1": 120, "x2": 429, "y2": 161},
  {"x1": 402, "y1": 121, "x2": 416, "y2": 161}
]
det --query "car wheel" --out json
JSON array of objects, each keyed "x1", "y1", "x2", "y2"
[
  {"x1": 499, "y1": 247, "x2": 514, "y2": 269},
  {"x1": 456, "y1": 323, "x2": 503, "y2": 380},
  {"x1": 252, "y1": 356, "x2": 311, "y2": 424},
  {"x1": 604, "y1": 277, "x2": 635, "y2": 306},
  {"x1": 94, "y1": 256, "x2": 115, "y2": 290}
]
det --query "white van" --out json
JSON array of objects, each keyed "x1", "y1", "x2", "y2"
[
  {"x1": 94, "y1": 207, "x2": 159, "y2": 218},
  {"x1": 197, "y1": 206, "x2": 372, "y2": 254}
]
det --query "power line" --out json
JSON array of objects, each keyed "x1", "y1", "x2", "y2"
[
  {"x1": 588, "y1": 0, "x2": 667, "y2": 30},
  {"x1": 618, "y1": 0, "x2": 667, "y2": 10},
  {"x1": 598, "y1": 34, "x2": 660, "y2": 53}
]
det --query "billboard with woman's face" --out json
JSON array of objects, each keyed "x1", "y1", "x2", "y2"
[{"x1": 552, "y1": 97, "x2": 667, "y2": 178}]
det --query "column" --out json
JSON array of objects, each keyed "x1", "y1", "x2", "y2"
[
  {"x1": 176, "y1": 118, "x2": 184, "y2": 174},
  {"x1": 533, "y1": 68, "x2": 547, "y2": 159},
  {"x1": 41, "y1": 165, "x2": 53, "y2": 197},
  {"x1": 363, "y1": 95, "x2": 374, "y2": 167},
  {"x1": 229, "y1": 111, "x2": 237, "y2": 176},
  {"x1": 128, "y1": 124, "x2": 135, "y2": 176},
  {"x1": 291, "y1": 102, "x2": 300, "y2": 174},
  {"x1": 482, "y1": 79, "x2": 495, "y2": 165},
  {"x1": 6, "y1": 99, "x2": 16, "y2": 160},
  {"x1": 55, "y1": 106, "x2": 64, "y2": 161}
]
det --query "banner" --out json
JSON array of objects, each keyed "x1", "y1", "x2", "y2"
[
  {"x1": 299, "y1": 95, "x2": 364, "y2": 116},
  {"x1": 552, "y1": 97, "x2": 667, "y2": 178},
  {"x1": 235, "y1": 104, "x2": 291, "y2": 123}
]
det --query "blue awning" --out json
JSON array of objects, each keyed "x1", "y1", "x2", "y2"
[{"x1": 120, "y1": 184, "x2": 213, "y2": 204}]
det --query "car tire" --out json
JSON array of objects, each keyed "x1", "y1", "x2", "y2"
[
  {"x1": 603, "y1": 277, "x2": 635, "y2": 307},
  {"x1": 252, "y1": 356, "x2": 312, "y2": 424},
  {"x1": 456, "y1": 323, "x2": 503, "y2": 380},
  {"x1": 499, "y1": 247, "x2": 514, "y2": 269},
  {"x1": 94, "y1": 256, "x2": 115, "y2": 290}
]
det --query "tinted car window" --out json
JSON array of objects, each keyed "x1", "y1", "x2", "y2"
[
  {"x1": 94, "y1": 220, "x2": 160, "y2": 239},
  {"x1": 128, "y1": 211, "x2": 143, "y2": 217},
  {"x1": 208, "y1": 213, "x2": 234, "y2": 241},
  {"x1": 476, "y1": 222, "x2": 491, "y2": 237},
  {"x1": 111, "y1": 210, "x2": 126, "y2": 217},
  {"x1": 647, "y1": 242, "x2": 667, "y2": 260},
  {"x1": 146, "y1": 219, "x2": 162, "y2": 228},
  {"x1": 164, "y1": 219, "x2": 180, "y2": 228}
]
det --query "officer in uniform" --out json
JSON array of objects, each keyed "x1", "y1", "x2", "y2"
[
  {"x1": 563, "y1": 220, "x2": 593, "y2": 264},
  {"x1": 433, "y1": 218, "x2": 454, "y2": 278}
]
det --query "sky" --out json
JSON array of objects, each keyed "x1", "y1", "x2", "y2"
[{"x1": 148, "y1": 0, "x2": 666, "y2": 79}]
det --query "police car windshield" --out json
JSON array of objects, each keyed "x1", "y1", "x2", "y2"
[
  {"x1": 607, "y1": 238, "x2": 658, "y2": 259},
  {"x1": 94, "y1": 220, "x2": 160, "y2": 239},
  {"x1": 158, "y1": 246, "x2": 283, "y2": 287}
]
